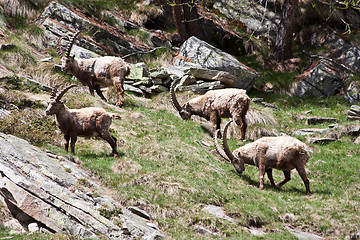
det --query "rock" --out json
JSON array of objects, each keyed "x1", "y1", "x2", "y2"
[
  {"x1": 39, "y1": 57, "x2": 53, "y2": 62},
  {"x1": 28, "y1": 222, "x2": 40, "y2": 233},
  {"x1": 36, "y1": 1, "x2": 146, "y2": 55},
  {"x1": 163, "y1": 65, "x2": 189, "y2": 78},
  {"x1": 344, "y1": 81, "x2": 360, "y2": 105},
  {"x1": 124, "y1": 84, "x2": 144, "y2": 94},
  {"x1": 149, "y1": 85, "x2": 168, "y2": 93},
  {"x1": 285, "y1": 226, "x2": 322, "y2": 240},
  {"x1": 344, "y1": 125, "x2": 360, "y2": 136},
  {"x1": 128, "y1": 206, "x2": 151, "y2": 220},
  {"x1": 247, "y1": 228, "x2": 266, "y2": 237},
  {"x1": 202, "y1": 205, "x2": 235, "y2": 222},
  {"x1": 347, "y1": 105, "x2": 360, "y2": 121},
  {"x1": 149, "y1": 68, "x2": 169, "y2": 79},
  {"x1": 193, "y1": 225, "x2": 218, "y2": 235},
  {"x1": 3, "y1": 219, "x2": 25, "y2": 234},
  {"x1": 184, "y1": 67, "x2": 237, "y2": 87},
  {"x1": 292, "y1": 128, "x2": 328, "y2": 136},
  {"x1": 179, "y1": 74, "x2": 197, "y2": 86},
  {"x1": 178, "y1": 81, "x2": 225, "y2": 94},
  {"x1": 291, "y1": 60, "x2": 345, "y2": 97},
  {"x1": 306, "y1": 117, "x2": 338, "y2": 125},
  {"x1": 327, "y1": 35, "x2": 360, "y2": 73},
  {"x1": 0, "y1": 132, "x2": 164, "y2": 239},
  {"x1": 173, "y1": 36, "x2": 258, "y2": 89},
  {"x1": 127, "y1": 63, "x2": 150, "y2": 80},
  {"x1": 308, "y1": 137, "x2": 336, "y2": 144},
  {"x1": 213, "y1": 0, "x2": 281, "y2": 42}
]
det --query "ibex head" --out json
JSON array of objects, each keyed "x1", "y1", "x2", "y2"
[
  {"x1": 45, "y1": 84, "x2": 77, "y2": 115},
  {"x1": 56, "y1": 31, "x2": 81, "y2": 72},
  {"x1": 170, "y1": 78, "x2": 192, "y2": 120}
]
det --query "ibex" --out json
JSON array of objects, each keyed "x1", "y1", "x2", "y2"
[
  {"x1": 170, "y1": 78, "x2": 250, "y2": 139},
  {"x1": 57, "y1": 31, "x2": 131, "y2": 107},
  {"x1": 45, "y1": 85, "x2": 120, "y2": 157},
  {"x1": 214, "y1": 120, "x2": 311, "y2": 194}
]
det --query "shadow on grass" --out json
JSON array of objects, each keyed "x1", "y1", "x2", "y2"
[
  {"x1": 233, "y1": 170, "x2": 331, "y2": 195},
  {"x1": 78, "y1": 150, "x2": 125, "y2": 159}
]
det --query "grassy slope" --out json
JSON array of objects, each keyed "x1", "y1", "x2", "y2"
[
  {"x1": 0, "y1": 2, "x2": 359, "y2": 239},
  {"x1": 2, "y1": 87, "x2": 357, "y2": 239}
]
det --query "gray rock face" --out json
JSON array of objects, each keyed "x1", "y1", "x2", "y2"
[
  {"x1": 173, "y1": 36, "x2": 258, "y2": 89},
  {"x1": 327, "y1": 35, "x2": 360, "y2": 73},
  {"x1": 344, "y1": 81, "x2": 360, "y2": 105},
  {"x1": 291, "y1": 60, "x2": 345, "y2": 97},
  {"x1": 0, "y1": 132, "x2": 164, "y2": 239},
  {"x1": 36, "y1": 1, "x2": 144, "y2": 55},
  {"x1": 213, "y1": 0, "x2": 281, "y2": 41}
]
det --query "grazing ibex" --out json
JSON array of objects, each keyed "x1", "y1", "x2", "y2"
[
  {"x1": 45, "y1": 85, "x2": 120, "y2": 157},
  {"x1": 214, "y1": 120, "x2": 311, "y2": 194},
  {"x1": 57, "y1": 31, "x2": 131, "y2": 107},
  {"x1": 170, "y1": 78, "x2": 250, "y2": 139}
]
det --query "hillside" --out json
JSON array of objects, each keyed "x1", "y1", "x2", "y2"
[{"x1": 1, "y1": 0, "x2": 360, "y2": 239}]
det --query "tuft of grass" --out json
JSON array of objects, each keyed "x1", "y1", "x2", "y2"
[{"x1": 0, "y1": 109, "x2": 60, "y2": 145}]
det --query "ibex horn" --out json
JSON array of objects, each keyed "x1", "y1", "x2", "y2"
[
  {"x1": 170, "y1": 78, "x2": 183, "y2": 112},
  {"x1": 222, "y1": 120, "x2": 236, "y2": 162},
  {"x1": 55, "y1": 84, "x2": 77, "y2": 102},
  {"x1": 213, "y1": 129, "x2": 231, "y2": 162},
  {"x1": 65, "y1": 31, "x2": 81, "y2": 58},
  {"x1": 56, "y1": 37, "x2": 64, "y2": 57},
  {"x1": 50, "y1": 84, "x2": 61, "y2": 99}
]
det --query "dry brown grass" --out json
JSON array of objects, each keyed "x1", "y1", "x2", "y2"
[{"x1": 130, "y1": 5, "x2": 163, "y2": 26}]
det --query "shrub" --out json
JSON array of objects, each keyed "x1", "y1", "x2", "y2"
[{"x1": 0, "y1": 109, "x2": 60, "y2": 145}]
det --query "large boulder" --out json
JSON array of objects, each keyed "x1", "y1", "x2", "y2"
[
  {"x1": 0, "y1": 132, "x2": 164, "y2": 239},
  {"x1": 290, "y1": 60, "x2": 345, "y2": 97},
  {"x1": 173, "y1": 36, "x2": 258, "y2": 89}
]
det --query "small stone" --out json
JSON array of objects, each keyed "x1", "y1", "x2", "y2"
[{"x1": 28, "y1": 222, "x2": 40, "y2": 233}]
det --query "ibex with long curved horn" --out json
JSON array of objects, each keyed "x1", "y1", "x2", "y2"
[
  {"x1": 214, "y1": 120, "x2": 311, "y2": 194},
  {"x1": 45, "y1": 85, "x2": 120, "y2": 157},
  {"x1": 170, "y1": 78, "x2": 250, "y2": 139},
  {"x1": 57, "y1": 31, "x2": 131, "y2": 107}
]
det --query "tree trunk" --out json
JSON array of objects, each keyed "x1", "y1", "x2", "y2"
[
  {"x1": 172, "y1": 0, "x2": 203, "y2": 42},
  {"x1": 274, "y1": 0, "x2": 299, "y2": 63}
]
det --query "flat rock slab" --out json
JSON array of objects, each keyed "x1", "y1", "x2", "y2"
[
  {"x1": 292, "y1": 128, "x2": 329, "y2": 136},
  {"x1": 308, "y1": 137, "x2": 336, "y2": 144},
  {"x1": 0, "y1": 132, "x2": 164, "y2": 239},
  {"x1": 306, "y1": 117, "x2": 338, "y2": 125}
]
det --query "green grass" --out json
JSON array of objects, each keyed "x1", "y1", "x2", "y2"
[{"x1": 9, "y1": 90, "x2": 355, "y2": 239}]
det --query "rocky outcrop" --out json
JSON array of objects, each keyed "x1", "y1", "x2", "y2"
[
  {"x1": 213, "y1": 0, "x2": 281, "y2": 42},
  {"x1": 0, "y1": 132, "x2": 164, "y2": 239},
  {"x1": 173, "y1": 36, "x2": 258, "y2": 89},
  {"x1": 291, "y1": 60, "x2": 346, "y2": 97},
  {"x1": 36, "y1": 1, "x2": 148, "y2": 56}
]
